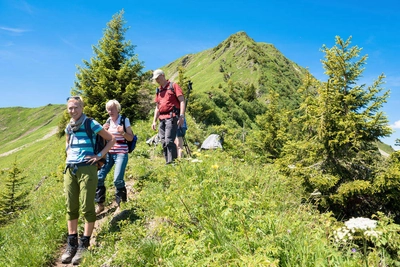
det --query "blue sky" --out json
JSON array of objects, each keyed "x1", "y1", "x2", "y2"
[{"x1": 0, "y1": 0, "x2": 399, "y2": 149}]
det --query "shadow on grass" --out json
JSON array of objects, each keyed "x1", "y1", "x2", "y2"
[{"x1": 107, "y1": 208, "x2": 140, "y2": 232}]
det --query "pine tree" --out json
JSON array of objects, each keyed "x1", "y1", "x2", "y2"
[
  {"x1": 277, "y1": 72, "x2": 322, "y2": 167},
  {"x1": 72, "y1": 10, "x2": 144, "y2": 122},
  {"x1": 252, "y1": 88, "x2": 289, "y2": 160},
  {"x1": 0, "y1": 161, "x2": 29, "y2": 224},
  {"x1": 177, "y1": 66, "x2": 190, "y2": 102},
  {"x1": 243, "y1": 83, "x2": 256, "y2": 102},
  {"x1": 280, "y1": 36, "x2": 393, "y2": 218}
]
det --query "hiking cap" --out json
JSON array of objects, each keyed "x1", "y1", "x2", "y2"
[{"x1": 152, "y1": 69, "x2": 164, "y2": 80}]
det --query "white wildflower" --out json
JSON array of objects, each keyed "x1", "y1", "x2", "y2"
[
  {"x1": 334, "y1": 226, "x2": 353, "y2": 243},
  {"x1": 364, "y1": 230, "x2": 381, "y2": 238},
  {"x1": 344, "y1": 217, "x2": 377, "y2": 231}
]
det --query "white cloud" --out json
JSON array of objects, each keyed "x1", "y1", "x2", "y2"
[
  {"x1": 0, "y1": 26, "x2": 28, "y2": 34},
  {"x1": 390, "y1": 120, "x2": 400, "y2": 129}
]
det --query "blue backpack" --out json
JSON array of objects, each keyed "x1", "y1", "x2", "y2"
[{"x1": 120, "y1": 115, "x2": 138, "y2": 153}]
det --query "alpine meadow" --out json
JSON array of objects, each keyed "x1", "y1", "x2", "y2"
[{"x1": 1, "y1": 10, "x2": 400, "y2": 267}]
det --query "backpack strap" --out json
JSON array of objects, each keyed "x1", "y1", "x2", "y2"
[
  {"x1": 84, "y1": 118, "x2": 95, "y2": 151},
  {"x1": 119, "y1": 115, "x2": 129, "y2": 143},
  {"x1": 66, "y1": 123, "x2": 74, "y2": 149},
  {"x1": 169, "y1": 81, "x2": 175, "y2": 93},
  {"x1": 156, "y1": 81, "x2": 175, "y2": 95},
  {"x1": 119, "y1": 115, "x2": 127, "y2": 132}
]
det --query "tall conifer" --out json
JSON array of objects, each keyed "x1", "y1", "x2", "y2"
[
  {"x1": 0, "y1": 161, "x2": 29, "y2": 224},
  {"x1": 280, "y1": 36, "x2": 393, "y2": 218},
  {"x1": 72, "y1": 10, "x2": 144, "y2": 122}
]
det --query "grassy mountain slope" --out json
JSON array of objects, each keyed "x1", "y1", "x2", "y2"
[
  {"x1": 163, "y1": 31, "x2": 308, "y2": 101},
  {"x1": 0, "y1": 104, "x2": 65, "y2": 156},
  {"x1": 0, "y1": 105, "x2": 69, "y2": 266}
]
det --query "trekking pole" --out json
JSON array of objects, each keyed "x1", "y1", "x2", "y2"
[
  {"x1": 181, "y1": 80, "x2": 193, "y2": 157},
  {"x1": 180, "y1": 128, "x2": 191, "y2": 157},
  {"x1": 180, "y1": 124, "x2": 191, "y2": 157}
]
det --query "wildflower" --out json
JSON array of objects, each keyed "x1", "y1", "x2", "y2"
[
  {"x1": 344, "y1": 217, "x2": 377, "y2": 230},
  {"x1": 211, "y1": 164, "x2": 219, "y2": 169},
  {"x1": 351, "y1": 248, "x2": 357, "y2": 253},
  {"x1": 191, "y1": 151, "x2": 201, "y2": 157},
  {"x1": 333, "y1": 226, "x2": 353, "y2": 243},
  {"x1": 364, "y1": 230, "x2": 381, "y2": 238}
]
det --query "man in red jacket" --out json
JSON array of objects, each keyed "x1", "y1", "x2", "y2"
[{"x1": 151, "y1": 69, "x2": 186, "y2": 164}]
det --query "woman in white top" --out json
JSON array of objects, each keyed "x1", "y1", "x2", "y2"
[{"x1": 95, "y1": 99, "x2": 134, "y2": 214}]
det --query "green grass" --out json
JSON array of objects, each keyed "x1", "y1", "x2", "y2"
[
  {"x1": 0, "y1": 105, "x2": 398, "y2": 267},
  {"x1": 0, "y1": 138, "x2": 67, "y2": 266},
  {"x1": 80, "y1": 152, "x2": 363, "y2": 266},
  {"x1": 0, "y1": 104, "x2": 65, "y2": 155}
]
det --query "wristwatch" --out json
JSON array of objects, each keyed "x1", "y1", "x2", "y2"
[
  {"x1": 179, "y1": 114, "x2": 185, "y2": 118},
  {"x1": 97, "y1": 152, "x2": 102, "y2": 157}
]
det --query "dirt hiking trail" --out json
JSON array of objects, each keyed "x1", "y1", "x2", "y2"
[{"x1": 52, "y1": 181, "x2": 136, "y2": 267}]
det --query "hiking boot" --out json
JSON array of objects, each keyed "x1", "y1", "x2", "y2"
[
  {"x1": 115, "y1": 186, "x2": 127, "y2": 206},
  {"x1": 71, "y1": 237, "x2": 90, "y2": 265},
  {"x1": 95, "y1": 185, "x2": 106, "y2": 204},
  {"x1": 61, "y1": 235, "x2": 78, "y2": 263},
  {"x1": 95, "y1": 203, "x2": 105, "y2": 214}
]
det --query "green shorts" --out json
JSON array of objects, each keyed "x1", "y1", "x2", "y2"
[{"x1": 64, "y1": 164, "x2": 98, "y2": 222}]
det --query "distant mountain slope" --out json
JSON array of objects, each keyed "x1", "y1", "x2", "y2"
[
  {"x1": 0, "y1": 104, "x2": 65, "y2": 155},
  {"x1": 159, "y1": 31, "x2": 310, "y2": 127},
  {"x1": 163, "y1": 31, "x2": 309, "y2": 100}
]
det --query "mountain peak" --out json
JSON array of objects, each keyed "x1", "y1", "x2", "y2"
[
  {"x1": 229, "y1": 31, "x2": 252, "y2": 40},
  {"x1": 221, "y1": 31, "x2": 255, "y2": 47},
  {"x1": 163, "y1": 31, "x2": 308, "y2": 104}
]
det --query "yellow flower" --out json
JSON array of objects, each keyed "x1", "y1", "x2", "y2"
[{"x1": 211, "y1": 164, "x2": 219, "y2": 169}]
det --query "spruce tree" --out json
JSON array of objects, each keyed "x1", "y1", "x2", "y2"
[
  {"x1": 252, "y1": 88, "x2": 289, "y2": 160},
  {"x1": 280, "y1": 36, "x2": 393, "y2": 218},
  {"x1": 0, "y1": 161, "x2": 29, "y2": 224},
  {"x1": 177, "y1": 66, "x2": 190, "y2": 101},
  {"x1": 243, "y1": 83, "x2": 256, "y2": 102},
  {"x1": 71, "y1": 10, "x2": 144, "y2": 122}
]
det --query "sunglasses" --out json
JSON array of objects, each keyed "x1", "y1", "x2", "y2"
[{"x1": 66, "y1": 96, "x2": 82, "y2": 101}]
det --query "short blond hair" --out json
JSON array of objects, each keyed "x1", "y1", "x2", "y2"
[
  {"x1": 67, "y1": 96, "x2": 84, "y2": 107},
  {"x1": 106, "y1": 99, "x2": 121, "y2": 112}
]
